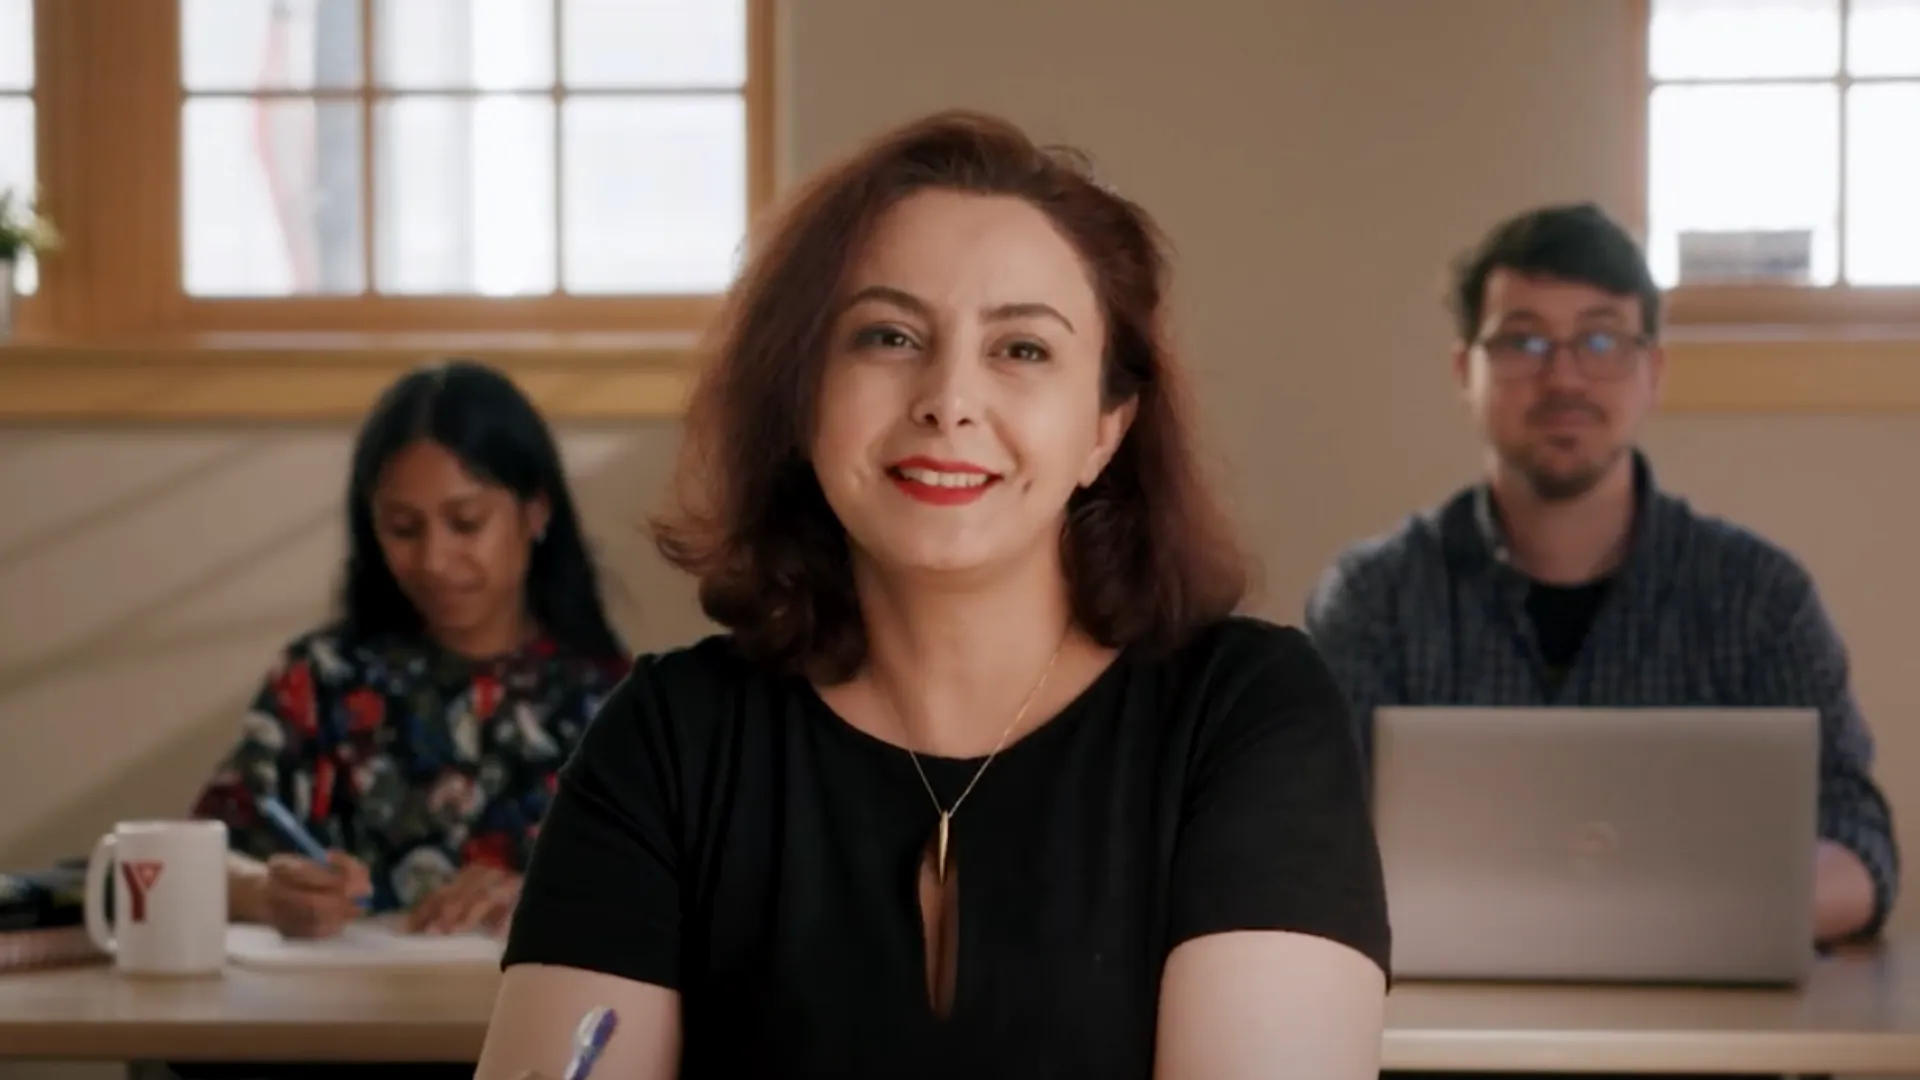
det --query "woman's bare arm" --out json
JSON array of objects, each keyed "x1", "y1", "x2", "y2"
[
  {"x1": 1154, "y1": 930, "x2": 1386, "y2": 1080},
  {"x1": 473, "y1": 964, "x2": 682, "y2": 1080}
]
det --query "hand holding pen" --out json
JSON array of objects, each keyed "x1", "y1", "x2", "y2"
[{"x1": 254, "y1": 795, "x2": 373, "y2": 939}]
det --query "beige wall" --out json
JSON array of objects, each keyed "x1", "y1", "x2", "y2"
[{"x1": 4, "y1": 0, "x2": 1916, "y2": 1073}]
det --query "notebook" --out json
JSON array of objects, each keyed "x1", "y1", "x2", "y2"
[
  {"x1": 0, "y1": 859, "x2": 101, "y2": 972},
  {"x1": 225, "y1": 917, "x2": 504, "y2": 970}
]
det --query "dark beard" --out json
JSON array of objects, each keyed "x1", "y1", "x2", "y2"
[{"x1": 1512, "y1": 443, "x2": 1624, "y2": 503}]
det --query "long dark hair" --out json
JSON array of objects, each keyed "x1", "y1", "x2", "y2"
[
  {"x1": 653, "y1": 110, "x2": 1248, "y2": 682},
  {"x1": 342, "y1": 359, "x2": 625, "y2": 659}
]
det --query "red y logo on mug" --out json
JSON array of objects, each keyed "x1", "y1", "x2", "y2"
[{"x1": 120, "y1": 860, "x2": 165, "y2": 923}]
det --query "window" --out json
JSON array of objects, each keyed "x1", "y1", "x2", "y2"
[
  {"x1": 0, "y1": 0, "x2": 34, "y2": 294},
  {"x1": 1646, "y1": 0, "x2": 1920, "y2": 325},
  {"x1": 16, "y1": 0, "x2": 774, "y2": 339}
]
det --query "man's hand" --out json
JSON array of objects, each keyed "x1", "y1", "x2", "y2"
[
  {"x1": 407, "y1": 863, "x2": 522, "y2": 935},
  {"x1": 261, "y1": 851, "x2": 372, "y2": 940},
  {"x1": 1815, "y1": 839, "x2": 1878, "y2": 943}
]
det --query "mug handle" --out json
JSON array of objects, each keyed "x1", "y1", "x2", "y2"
[{"x1": 83, "y1": 832, "x2": 118, "y2": 956}]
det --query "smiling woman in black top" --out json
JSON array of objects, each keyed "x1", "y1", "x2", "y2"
[{"x1": 475, "y1": 110, "x2": 1390, "y2": 1080}]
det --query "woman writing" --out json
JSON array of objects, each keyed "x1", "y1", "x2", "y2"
[
  {"x1": 478, "y1": 111, "x2": 1389, "y2": 1079},
  {"x1": 191, "y1": 360, "x2": 630, "y2": 940}
]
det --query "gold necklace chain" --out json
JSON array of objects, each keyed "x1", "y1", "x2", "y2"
[{"x1": 904, "y1": 633, "x2": 1067, "y2": 884}]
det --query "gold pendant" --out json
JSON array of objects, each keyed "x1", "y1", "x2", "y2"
[{"x1": 935, "y1": 811, "x2": 951, "y2": 884}]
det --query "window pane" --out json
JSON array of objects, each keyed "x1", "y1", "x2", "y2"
[
  {"x1": 0, "y1": 96, "x2": 35, "y2": 294},
  {"x1": 562, "y1": 0, "x2": 746, "y2": 88},
  {"x1": 375, "y1": 0, "x2": 554, "y2": 90},
  {"x1": 0, "y1": 0, "x2": 30, "y2": 91},
  {"x1": 1650, "y1": 0, "x2": 1840, "y2": 80},
  {"x1": 1849, "y1": 0, "x2": 1920, "y2": 76},
  {"x1": 561, "y1": 96, "x2": 745, "y2": 294},
  {"x1": 1648, "y1": 84, "x2": 1840, "y2": 287},
  {"x1": 373, "y1": 95, "x2": 556, "y2": 295},
  {"x1": 1846, "y1": 85, "x2": 1920, "y2": 285},
  {"x1": 183, "y1": 98, "x2": 365, "y2": 295},
  {"x1": 183, "y1": 0, "x2": 363, "y2": 91}
]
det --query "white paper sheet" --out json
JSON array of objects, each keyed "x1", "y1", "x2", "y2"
[{"x1": 225, "y1": 917, "x2": 504, "y2": 969}]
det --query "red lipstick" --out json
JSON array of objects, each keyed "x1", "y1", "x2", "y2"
[{"x1": 886, "y1": 456, "x2": 1000, "y2": 507}]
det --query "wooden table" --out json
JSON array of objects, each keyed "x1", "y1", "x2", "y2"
[
  {"x1": 0, "y1": 962, "x2": 499, "y2": 1062},
  {"x1": 2, "y1": 942, "x2": 1920, "y2": 1072},
  {"x1": 1384, "y1": 940, "x2": 1920, "y2": 1074}
]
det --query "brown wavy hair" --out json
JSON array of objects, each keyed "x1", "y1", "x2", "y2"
[{"x1": 653, "y1": 109, "x2": 1249, "y2": 682}]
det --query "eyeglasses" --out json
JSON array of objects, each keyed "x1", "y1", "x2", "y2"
[{"x1": 1476, "y1": 330, "x2": 1650, "y2": 382}]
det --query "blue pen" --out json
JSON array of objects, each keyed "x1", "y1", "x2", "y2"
[
  {"x1": 561, "y1": 1006, "x2": 618, "y2": 1080},
  {"x1": 257, "y1": 794, "x2": 371, "y2": 909}
]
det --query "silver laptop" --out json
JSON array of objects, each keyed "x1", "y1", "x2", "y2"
[{"x1": 1373, "y1": 706, "x2": 1819, "y2": 985}]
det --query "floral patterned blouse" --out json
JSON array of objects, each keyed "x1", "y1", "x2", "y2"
[{"x1": 192, "y1": 625, "x2": 630, "y2": 914}]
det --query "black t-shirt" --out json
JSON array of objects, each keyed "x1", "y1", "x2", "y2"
[
  {"x1": 1525, "y1": 577, "x2": 1612, "y2": 692},
  {"x1": 503, "y1": 616, "x2": 1390, "y2": 1078}
]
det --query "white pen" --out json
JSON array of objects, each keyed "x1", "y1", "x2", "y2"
[{"x1": 560, "y1": 1005, "x2": 619, "y2": 1080}]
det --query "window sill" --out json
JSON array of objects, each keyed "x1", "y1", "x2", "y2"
[
  {"x1": 1661, "y1": 328, "x2": 1920, "y2": 414},
  {"x1": 3, "y1": 328, "x2": 1911, "y2": 422},
  {"x1": 0, "y1": 333, "x2": 700, "y2": 423}
]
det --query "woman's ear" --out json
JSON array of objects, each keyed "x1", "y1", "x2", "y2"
[
  {"x1": 1079, "y1": 396, "x2": 1138, "y2": 488},
  {"x1": 525, "y1": 495, "x2": 552, "y2": 543}
]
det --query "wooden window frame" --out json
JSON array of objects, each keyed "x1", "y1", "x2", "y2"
[
  {"x1": 1629, "y1": 0, "x2": 1920, "y2": 414},
  {"x1": 0, "y1": 0, "x2": 780, "y2": 420}
]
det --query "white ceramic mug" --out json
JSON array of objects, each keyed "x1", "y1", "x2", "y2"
[{"x1": 83, "y1": 819, "x2": 228, "y2": 976}]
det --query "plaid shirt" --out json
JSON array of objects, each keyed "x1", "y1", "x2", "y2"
[{"x1": 1306, "y1": 452, "x2": 1900, "y2": 935}]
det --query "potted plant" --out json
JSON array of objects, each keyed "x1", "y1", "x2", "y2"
[{"x1": 0, "y1": 187, "x2": 61, "y2": 341}]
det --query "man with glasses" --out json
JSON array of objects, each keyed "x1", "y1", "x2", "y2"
[{"x1": 1307, "y1": 204, "x2": 1897, "y2": 960}]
